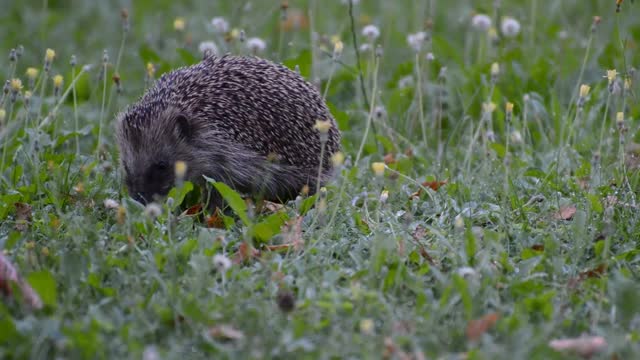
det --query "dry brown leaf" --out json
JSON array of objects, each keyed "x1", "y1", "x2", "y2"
[
  {"x1": 262, "y1": 200, "x2": 285, "y2": 213},
  {"x1": 233, "y1": 242, "x2": 261, "y2": 264},
  {"x1": 568, "y1": 264, "x2": 607, "y2": 289},
  {"x1": 553, "y1": 205, "x2": 577, "y2": 220},
  {"x1": 548, "y1": 335, "x2": 607, "y2": 358},
  {"x1": 180, "y1": 204, "x2": 202, "y2": 217},
  {"x1": 466, "y1": 312, "x2": 500, "y2": 341},
  {"x1": 209, "y1": 324, "x2": 245, "y2": 341},
  {"x1": 0, "y1": 253, "x2": 43, "y2": 310},
  {"x1": 383, "y1": 153, "x2": 396, "y2": 165},
  {"x1": 422, "y1": 179, "x2": 448, "y2": 191},
  {"x1": 531, "y1": 244, "x2": 545, "y2": 251},
  {"x1": 206, "y1": 209, "x2": 225, "y2": 229},
  {"x1": 14, "y1": 202, "x2": 32, "y2": 232}
]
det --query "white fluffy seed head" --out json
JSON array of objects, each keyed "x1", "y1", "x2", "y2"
[
  {"x1": 471, "y1": 14, "x2": 492, "y2": 31},
  {"x1": 211, "y1": 17, "x2": 229, "y2": 33},
  {"x1": 198, "y1": 41, "x2": 219, "y2": 55},
  {"x1": 213, "y1": 254, "x2": 232, "y2": 271},
  {"x1": 362, "y1": 24, "x2": 380, "y2": 42},
  {"x1": 407, "y1": 31, "x2": 427, "y2": 52},
  {"x1": 247, "y1": 37, "x2": 266, "y2": 53},
  {"x1": 501, "y1": 17, "x2": 521, "y2": 37}
]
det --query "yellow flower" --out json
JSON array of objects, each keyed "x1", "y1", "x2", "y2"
[
  {"x1": 173, "y1": 17, "x2": 186, "y2": 31},
  {"x1": 606, "y1": 69, "x2": 617, "y2": 84},
  {"x1": 146, "y1": 62, "x2": 156, "y2": 78},
  {"x1": 505, "y1": 102, "x2": 514, "y2": 114},
  {"x1": 616, "y1": 111, "x2": 624, "y2": 124},
  {"x1": 230, "y1": 28, "x2": 241, "y2": 40},
  {"x1": 331, "y1": 151, "x2": 345, "y2": 167},
  {"x1": 45, "y1": 48, "x2": 56, "y2": 62},
  {"x1": 330, "y1": 35, "x2": 341, "y2": 45},
  {"x1": 174, "y1": 160, "x2": 187, "y2": 179},
  {"x1": 53, "y1": 74, "x2": 63, "y2": 88},
  {"x1": 0, "y1": 109, "x2": 6, "y2": 123},
  {"x1": 482, "y1": 102, "x2": 496, "y2": 113},
  {"x1": 624, "y1": 78, "x2": 632, "y2": 90},
  {"x1": 490, "y1": 62, "x2": 500, "y2": 76},
  {"x1": 333, "y1": 41, "x2": 344, "y2": 57},
  {"x1": 24, "y1": 91, "x2": 32, "y2": 100},
  {"x1": 9, "y1": 78, "x2": 23, "y2": 91},
  {"x1": 579, "y1": 84, "x2": 590, "y2": 98},
  {"x1": 314, "y1": 119, "x2": 332, "y2": 134},
  {"x1": 25, "y1": 67, "x2": 39, "y2": 80},
  {"x1": 359, "y1": 318, "x2": 374, "y2": 335},
  {"x1": 371, "y1": 162, "x2": 385, "y2": 177}
]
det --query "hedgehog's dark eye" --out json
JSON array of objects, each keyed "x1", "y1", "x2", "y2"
[{"x1": 152, "y1": 161, "x2": 169, "y2": 172}]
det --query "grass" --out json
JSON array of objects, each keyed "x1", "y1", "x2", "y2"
[{"x1": 1, "y1": 0, "x2": 640, "y2": 358}]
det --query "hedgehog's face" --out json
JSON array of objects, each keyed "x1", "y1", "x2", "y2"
[{"x1": 116, "y1": 108, "x2": 195, "y2": 205}]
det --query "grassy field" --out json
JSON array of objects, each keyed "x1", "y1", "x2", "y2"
[{"x1": 1, "y1": 0, "x2": 640, "y2": 358}]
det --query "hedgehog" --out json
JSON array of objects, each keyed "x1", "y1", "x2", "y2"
[{"x1": 115, "y1": 54, "x2": 341, "y2": 211}]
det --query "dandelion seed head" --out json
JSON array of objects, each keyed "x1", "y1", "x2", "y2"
[
  {"x1": 471, "y1": 14, "x2": 492, "y2": 31},
  {"x1": 501, "y1": 17, "x2": 521, "y2": 37},
  {"x1": 211, "y1": 17, "x2": 230, "y2": 33},
  {"x1": 362, "y1": 24, "x2": 380, "y2": 42},
  {"x1": 247, "y1": 37, "x2": 266, "y2": 53}
]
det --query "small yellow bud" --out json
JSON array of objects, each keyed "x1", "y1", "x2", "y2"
[
  {"x1": 606, "y1": 69, "x2": 617, "y2": 84},
  {"x1": 579, "y1": 84, "x2": 591, "y2": 98},
  {"x1": 488, "y1": 27, "x2": 498, "y2": 40},
  {"x1": 117, "y1": 206, "x2": 126, "y2": 225},
  {"x1": 333, "y1": 41, "x2": 344, "y2": 57},
  {"x1": 379, "y1": 190, "x2": 389, "y2": 203},
  {"x1": 173, "y1": 17, "x2": 186, "y2": 31},
  {"x1": 616, "y1": 111, "x2": 624, "y2": 124},
  {"x1": 0, "y1": 108, "x2": 6, "y2": 123},
  {"x1": 505, "y1": 102, "x2": 514, "y2": 113},
  {"x1": 10, "y1": 78, "x2": 23, "y2": 91},
  {"x1": 314, "y1": 119, "x2": 332, "y2": 134},
  {"x1": 490, "y1": 62, "x2": 500, "y2": 76},
  {"x1": 53, "y1": 74, "x2": 63, "y2": 88},
  {"x1": 41, "y1": 247, "x2": 50, "y2": 256},
  {"x1": 25, "y1": 67, "x2": 39, "y2": 80},
  {"x1": 230, "y1": 28, "x2": 240, "y2": 40},
  {"x1": 24, "y1": 91, "x2": 32, "y2": 100},
  {"x1": 331, "y1": 151, "x2": 345, "y2": 167},
  {"x1": 624, "y1": 78, "x2": 632, "y2": 90},
  {"x1": 371, "y1": 162, "x2": 385, "y2": 177},
  {"x1": 174, "y1": 160, "x2": 187, "y2": 179},
  {"x1": 45, "y1": 48, "x2": 56, "y2": 62},
  {"x1": 330, "y1": 35, "x2": 341, "y2": 45},
  {"x1": 146, "y1": 62, "x2": 156, "y2": 78},
  {"x1": 359, "y1": 318, "x2": 375, "y2": 335},
  {"x1": 482, "y1": 102, "x2": 496, "y2": 113}
]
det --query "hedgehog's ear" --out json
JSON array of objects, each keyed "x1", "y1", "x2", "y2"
[{"x1": 174, "y1": 114, "x2": 193, "y2": 141}]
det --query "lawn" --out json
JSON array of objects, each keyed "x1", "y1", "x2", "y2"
[{"x1": 1, "y1": 0, "x2": 640, "y2": 359}]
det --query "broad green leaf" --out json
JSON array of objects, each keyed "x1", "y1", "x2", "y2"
[{"x1": 27, "y1": 270, "x2": 57, "y2": 308}]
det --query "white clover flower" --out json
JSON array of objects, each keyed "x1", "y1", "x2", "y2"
[
  {"x1": 211, "y1": 17, "x2": 229, "y2": 33},
  {"x1": 501, "y1": 17, "x2": 521, "y2": 38},
  {"x1": 198, "y1": 41, "x2": 218, "y2": 55},
  {"x1": 362, "y1": 25, "x2": 380, "y2": 42},
  {"x1": 247, "y1": 37, "x2": 266, "y2": 53},
  {"x1": 213, "y1": 254, "x2": 232, "y2": 271},
  {"x1": 471, "y1": 14, "x2": 492, "y2": 31},
  {"x1": 103, "y1": 199, "x2": 119, "y2": 209},
  {"x1": 407, "y1": 31, "x2": 427, "y2": 52},
  {"x1": 143, "y1": 203, "x2": 162, "y2": 219}
]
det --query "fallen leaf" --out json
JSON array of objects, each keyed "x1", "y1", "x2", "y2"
[
  {"x1": 206, "y1": 209, "x2": 225, "y2": 229},
  {"x1": 0, "y1": 253, "x2": 43, "y2": 310},
  {"x1": 281, "y1": 216, "x2": 304, "y2": 252},
  {"x1": 422, "y1": 179, "x2": 448, "y2": 191},
  {"x1": 233, "y1": 242, "x2": 261, "y2": 264},
  {"x1": 209, "y1": 324, "x2": 245, "y2": 341},
  {"x1": 568, "y1": 264, "x2": 607, "y2": 289},
  {"x1": 261, "y1": 200, "x2": 285, "y2": 213},
  {"x1": 548, "y1": 335, "x2": 607, "y2": 358},
  {"x1": 466, "y1": 312, "x2": 500, "y2": 341},
  {"x1": 180, "y1": 203, "x2": 202, "y2": 217},
  {"x1": 531, "y1": 244, "x2": 545, "y2": 251},
  {"x1": 553, "y1": 205, "x2": 577, "y2": 220},
  {"x1": 14, "y1": 203, "x2": 32, "y2": 232},
  {"x1": 383, "y1": 153, "x2": 396, "y2": 165}
]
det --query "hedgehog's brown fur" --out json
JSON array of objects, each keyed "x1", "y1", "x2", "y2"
[{"x1": 115, "y1": 54, "x2": 341, "y2": 210}]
